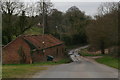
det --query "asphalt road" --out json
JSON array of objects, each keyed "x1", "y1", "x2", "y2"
[
  {"x1": 33, "y1": 46, "x2": 118, "y2": 78},
  {"x1": 33, "y1": 57, "x2": 118, "y2": 78}
]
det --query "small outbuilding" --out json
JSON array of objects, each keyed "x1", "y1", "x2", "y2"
[{"x1": 3, "y1": 34, "x2": 65, "y2": 64}]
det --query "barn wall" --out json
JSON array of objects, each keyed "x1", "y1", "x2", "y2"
[
  {"x1": 32, "y1": 51, "x2": 45, "y2": 62},
  {"x1": 32, "y1": 44, "x2": 65, "y2": 62},
  {"x1": 2, "y1": 37, "x2": 32, "y2": 64},
  {"x1": 2, "y1": 35, "x2": 65, "y2": 64}
]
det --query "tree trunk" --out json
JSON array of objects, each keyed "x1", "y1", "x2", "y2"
[
  {"x1": 101, "y1": 47, "x2": 105, "y2": 54},
  {"x1": 44, "y1": 14, "x2": 49, "y2": 34},
  {"x1": 100, "y1": 40, "x2": 105, "y2": 54}
]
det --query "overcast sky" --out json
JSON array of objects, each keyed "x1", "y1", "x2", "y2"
[
  {"x1": 52, "y1": 2, "x2": 102, "y2": 17},
  {"x1": 4, "y1": 0, "x2": 119, "y2": 17},
  {"x1": 49, "y1": 0, "x2": 118, "y2": 17}
]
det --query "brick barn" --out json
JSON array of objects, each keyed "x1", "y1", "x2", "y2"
[{"x1": 2, "y1": 34, "x2": 65, "y2": 64}]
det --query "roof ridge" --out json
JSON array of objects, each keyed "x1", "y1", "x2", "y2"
[
  {"x1": 48, "y1": 34, "x2": 63, "y2": 43},
  {"x1": 3, "y1": 35, "x2": 22, "y2": 48},
  {"x1": 3, "y1": 34, "x2": 63, "y2": 50},
  {"x1": 22, "y1": 34, "x2": 42, "y2": 37},
  {"x1": 22, "y1": 34, "x2": 51, "y2": 37}
]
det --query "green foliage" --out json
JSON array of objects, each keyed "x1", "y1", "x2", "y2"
[
  {"x1": 61, "y1": 6, "x2": 90, "y2": 45},
  {"x1": 2, "y1": 36, "x2": 8, "y2": 45},
  {"x1": 47, "y1": 6, "x2": 91, "y2": 46},
  {"x1": 108, "y1": 46, "x2": 119, "y2": 57},
  {"x1": 1, "y1": 2, "x2": 26, "y2": 45},
  {"x1": 62, "y1": 35, "x2": 72, "y2": 45},
  {"x1": 2, "y1": 2, "x2": 90, "y2": 46},
  {"x1": 48, "y1": 9, "x2": 63, "y2": 33},
  {"x1": 16, "y1": 10, "x2": 27, "y2": 35},
  {"x1": 2, "y1": 14, "x2": 15, "y2": 45},
  {"x1": 2, "y1": 14, "x2": 39, "y2": 45},
  {"x1": 86, "y1": 3, "x2": 118, "y2": 54},
  {"x1": 24, "y1": 27, "x2": 43, "y2": 35}
]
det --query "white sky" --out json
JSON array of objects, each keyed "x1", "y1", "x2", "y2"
[
  {"x1": 2, "y1": 0, "x2": 119, "y2": 17},
  {"x1": 24, "y1": 0, "x2": 119, "y2": 17},
  {"x1": 52, "y1": 2, "x2": 102, "y2": 17},
  {"x1": 19, "y1": 0, "x2": 119, "y2": 2},
  {"x1": 51, "y1": 0, "x2": 119, "y2": 2}
]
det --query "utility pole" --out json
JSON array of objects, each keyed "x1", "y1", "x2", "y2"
[
  {"x1": 43, "y1": 0, "x2": 45, "y2": 35},
  {"x1": 56, "y1": 26, "x2": 61, "y2": 40},
  {"x1": 42, "y1": 0, "x2": 45, "y2": 53}
]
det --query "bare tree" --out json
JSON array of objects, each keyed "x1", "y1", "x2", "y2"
[
  {"x1": 86, "y1": 2, "x2": 118, "y2": 54},
  {"x1": 0, "y1": 0, "x2": 24, "y2": 15},
  {"x1": 1, "y1": 0, "x2": 38, "y2": 44},
  {"x1": 25, "y1": 2, "x2": 37, "y2": 17},
  {"x1": 1, "y1": 0, "x2": 24, "y2": 43},
  {"x1": 97, "y1": 2, "x2": 118, "y2": 16},
  {"x1": 36, "y1": 0, "x2": 53, "y2": 33},
  {"x1": 17, "y1": 2, "x2": 39, "y2": 35}
]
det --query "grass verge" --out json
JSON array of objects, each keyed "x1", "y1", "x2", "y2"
[
  {"x1": 2, "y1": 58, "x2": 71, "y2": 78},
  {"x1": 2, "y1": 63, "x2": 47, "y2": 78},
  {"x1": 79, "y1": 48, "x2": 119, "y2": 69},
  {"x1": 95, "y1": 56, "x2": 119, "y2": 69}
]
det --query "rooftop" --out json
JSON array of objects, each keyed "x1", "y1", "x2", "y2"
[{"x1": 22, "y1": 34, "x2": 63, "y2": 50}]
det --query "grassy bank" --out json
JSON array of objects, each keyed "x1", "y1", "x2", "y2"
[
  {"x1": 95, "y1": 56, "x2": 119, "y2": 69},
  {"x1": 2, "y1": 58, "x2": 71, "y2": 78},
  {"x1": 79, "y1": 49, "x2": 119, "y2": 69},
  {"x1": 24, "y1": 27, "x2": 43, "y2": 35},
  {"x1": 2, "y1": 64, "x2": 47, "y2": 78}
]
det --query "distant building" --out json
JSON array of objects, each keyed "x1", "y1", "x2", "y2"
[{"x1": 3, "y1": 34, "x2": 65, "y2": 64}]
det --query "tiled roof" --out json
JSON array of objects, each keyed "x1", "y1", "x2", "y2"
[{"x1": 22, "y1": 34, "x2": 63, "y2": 50}]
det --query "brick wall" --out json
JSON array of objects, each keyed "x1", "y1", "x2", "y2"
[
  {"x1": 3, "y1": 37, "x2": 65, "y2": 64},
  {"x1": 2, "y1": 37, "x2": 32, "y2": 64},
  {"x1": 32, "y1": 44, "x2": 65, "y2": 63}
]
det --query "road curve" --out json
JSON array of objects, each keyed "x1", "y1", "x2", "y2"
[{"x1": 32, "y1": 57, "x2": 118, "y2": 78}]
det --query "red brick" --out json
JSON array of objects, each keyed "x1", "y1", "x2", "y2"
[{"x1": 2, "y1": 34, "x2": 65, "y2": 64}]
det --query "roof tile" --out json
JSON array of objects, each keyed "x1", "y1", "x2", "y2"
[{"x1": 22, "y1": 34, "x2": 63, "y2": 50}]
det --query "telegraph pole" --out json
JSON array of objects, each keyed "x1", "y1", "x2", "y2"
[
  {"x1": 56, "y1": 26, "x2": 62, "y2": 40},
  {"x1": 42, "y1": 0, "x2": 45, "y2": 53},
  {"x1": 43, "y1": 0, "x2": 45, "y2": 35}
]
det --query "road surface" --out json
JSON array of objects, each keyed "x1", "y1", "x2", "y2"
[
  {"x1": 32, "y1": 57, "x2": 118, "y2": 78},
  {"x1": 32, "y1": 45, "x2": 118, "y2": 78}
]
